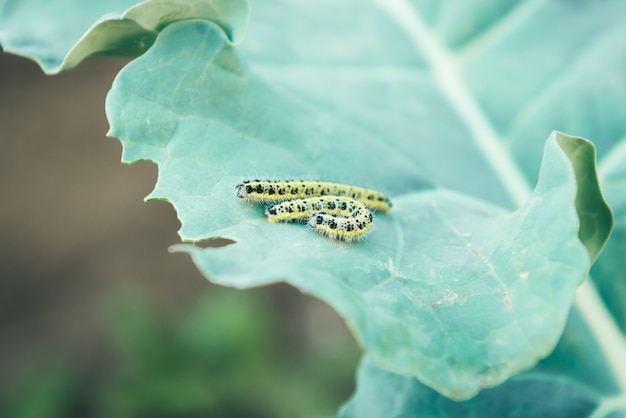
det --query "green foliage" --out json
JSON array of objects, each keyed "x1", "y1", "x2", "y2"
[
  {"x1": 2, "y1": 366, "x2": 80, "y2": 418},
  {"x1": 2, "y1": 0, "x2": 626, "y2": 415},
  {"x1": 2, "y1": 291, "x2": 358, "y2": 418}
]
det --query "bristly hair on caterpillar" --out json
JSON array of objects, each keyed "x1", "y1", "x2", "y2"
[
  {"x1": 235, "y1": 179, "x2": 390, "y2": 242},
  {"x1": 308, "y1": 210, "x2": 374, "y2": 242},
  {"x1": 235, "y1": 179, "x2": 391, "y2": 213}
]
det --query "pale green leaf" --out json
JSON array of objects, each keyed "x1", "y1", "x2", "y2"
[
  {"x1": 0, "y1": 0, "x2": 248, "y2": 73},
  {"x1": 105, "y1": 16, "x2": 612, "y2": 400}
]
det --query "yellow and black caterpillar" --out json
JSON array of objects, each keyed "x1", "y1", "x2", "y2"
[{"x1": 236, "y1": 180, "x2": 391, "y2": 242}]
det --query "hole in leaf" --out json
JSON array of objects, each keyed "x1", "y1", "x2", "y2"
[{"x1": 192, "y1": 238, "x2": 237, "y2": 249}]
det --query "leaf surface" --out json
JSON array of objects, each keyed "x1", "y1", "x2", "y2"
[{"x1": 106, "y1": 14, "x2": 613, "y2": 399}]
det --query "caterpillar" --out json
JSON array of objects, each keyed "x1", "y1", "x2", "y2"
[
  {"x1": 308, "y1": 209, "x2": 374, "y2": 242},
  {"x1": 265, "y1": 196, "x2": 373, "y2": 242},
  {"x1": 235, "y1": 179, "x2": 390, "y2": 242},
  {"x1": 235, "y1": 179, "x2": 391, "y2": 213},
  {"x1": 265, "y1": 196, "x2": 369, "y2": 223}
]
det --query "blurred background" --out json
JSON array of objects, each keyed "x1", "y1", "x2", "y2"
[{"x1": 0, "y1": 52, "x2": 360, "y2": 418}]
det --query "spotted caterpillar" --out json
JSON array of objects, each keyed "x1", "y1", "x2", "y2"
[
  {"x1": 235, "y1": 179, "x2": 391, "y2": 213},
  {"x1": 235, "y1": 180, "x2": 390, "y2": 242}
]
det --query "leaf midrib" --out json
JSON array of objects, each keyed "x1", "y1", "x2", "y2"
[{"x1": 374, "y1": 0, "x2": 531, "y2": 207}]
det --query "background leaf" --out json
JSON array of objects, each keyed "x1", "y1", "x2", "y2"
[
  {"x1": 0, "y1": 0, "x2": 248, "y2": 74},
  {"x1": 341, "y1": 310, "x2": 622, "y2": 418}
]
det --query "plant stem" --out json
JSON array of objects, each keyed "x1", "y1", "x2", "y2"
[{"x1": 576, "y1": 279, "x2": 626, "y2": 392}]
